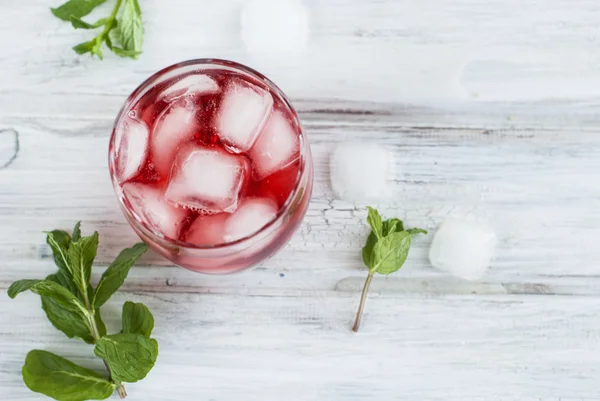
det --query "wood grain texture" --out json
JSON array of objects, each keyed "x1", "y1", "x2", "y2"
[
  {"x1": 1, "y1": 0, "x2": 600, "y2": 399},
  {"x1": 1, "y1": 291, "x2": 600, "y2": 400}
]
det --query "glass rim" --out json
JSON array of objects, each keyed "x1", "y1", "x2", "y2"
[{"x1": 108, "y1": 58, "x2": 309, "y2": 251}]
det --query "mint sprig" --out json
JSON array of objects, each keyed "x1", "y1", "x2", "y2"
[
  {"x1": 352, "y1": 207, "x2": 427, "y2": 332},
  {"x1": 8, "y1": 223, "x2": 153, "y2": 400},
  {"x1": 51, "y1": 0, "x2": 144, "y2": 59}
]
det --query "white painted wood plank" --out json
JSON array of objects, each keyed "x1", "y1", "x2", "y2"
[
  {"x1": 1, "y1": 112, "x2": 599, "y2": 284},
  {"x1": 1, "y1": 291, "x2": 599, "y2": 400},
  {"x1": 2, "y1": 0, "x2": 600, "y2": 105}
]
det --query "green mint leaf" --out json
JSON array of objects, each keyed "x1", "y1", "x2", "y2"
[
  {"x1": 42, "y1": 275, "x2": 94, "y2": 343},
  {"x1": 363, "y1": 209, "x2": 403, "y2": 268},
  {"x1": 51, "y1": 0, "x2": 108, "y2": 21},
  {"x1": 95, "y1": 308, "x2": 107, "y2": 338},
  {"x1": 108, "y1": 23, "x2": 120, "y2": 47},
  {"x1": 7, "y1": 279, "x2": 42, "y2": 298},
  {"x1": 94, "y1": 333, "x2": 158, "y2": 383},
  {"x1": 22, "y1": 350, "x2": 114, "y2": 401},
  {"x1": 366, "y1": 207, "x2": 383, "y2": 239},
  {"x1": 384, "y1": 220, "x2": 398, "y2": 235},
  {"x1": 122, "y1": 301, "x2": 154, "y2": 338},
  {"x1": 111, "y1": 46, "x2": 143, "y2": 58},
  {"x1": 93, "y1": 243, "x2": 148, "y2": 308},
  {"x1": 382, "y1": 218, "x2": 404, "y2": 236},
  {"x1": 70, "y1": 16, "x2": 94, "y2": 29},
  {"x1": 41, "y1": 295, "x2": 94, "y2": 343},
  {"x1": 72, "y1": 222, "x2": 82, "y2": 242},
  {"x1": 115, "y1": 0, "x2": 144, "y2": 58},
  {"x1": 372, "y1": 231, "x2": 412, "y2": 275},
  {"x1": 73, "y1": 40, "x2": 95, "y2": 55},
  {"x1": 361, "y1": 232, "x2": 377, "y2": 268},
  {"x1": 9, "y1": 279, "x2": 85, "y2": 313},
  {"x1": 47, "y1": 230, "x2": 72, "y2": 274},
  {"x1": 70, "y1": 16, "x2": 107, "y2": 29},
  {"x1": 52, "y1": 270, "x2": 79, "y2": 295},
  {"x1": 406, "y1": 227, "x2": 428, "y2": 236},
  {"x1": 67, "y1": 232, "x2": 99, "y2": 299}
]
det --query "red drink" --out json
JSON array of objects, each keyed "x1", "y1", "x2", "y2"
[{"x1": 109, "y1": 59, "x2": 313, "y2": 273}]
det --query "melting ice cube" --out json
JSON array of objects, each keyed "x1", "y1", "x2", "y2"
[
  {"x1": 115, "y1": 118, "x2": 150, "y2": 183},
  {"x1": 250, "y1": 110, "x2": 300, "y2": 179},
  {"x1": 216, "y1": 79, "x2": 273, "y2": 152},
  {"x1": 185, "y1": 213, "x2": 229, "y2": 246},
  {"x1": 165, "y1": 146, "x2": 246, "y2": 213},
  {"x1": 160, "y1": 74, "x2": 220, "y2": 101},
  {"x1": 429, "y1": 217, "x2": 497, "y2": 281},
  {"x1": 223, "y1": 197, "x2": 278, "y2": 242},
  {"x1": 329, "y1": 142, "x2": 391, "y2": 202},
  {"x1": 152, "y1": 103, "x2": 197, "y2": 177},
  {"x1": 122, "y1": 182, "x2": 189, "y2": 240}
]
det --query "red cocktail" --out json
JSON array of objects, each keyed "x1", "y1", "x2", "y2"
[{"x1": 109, "y1": 59, "x2": 313, "y2": 273}]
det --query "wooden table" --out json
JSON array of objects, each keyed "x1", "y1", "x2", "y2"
[{"x1": 1, "y1": 1, "x2": 599, "y2": 399}]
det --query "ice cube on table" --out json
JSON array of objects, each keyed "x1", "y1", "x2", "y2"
[
  {"x1": 122, "y1": 182, "x2": 189, "y2": 240},
  {"x1": 223, "y1": 197, "x2": 278, "y2": 242},
  {"x1": 160, "y1": 74, "x2": 220, "y2": 101},
  {"x1": 329, "y1": 143, "x2": 391, "y2": 202},
  {"x1": 250, "y1": 110, "x2": 300, "y2": 179},
  {"x1": 152, "y1": 103, "x2": 198, "y2": 177},
  {"x1": 165, "y1": 146, "x2": 246, "y2": 213},
  {"x1": 216, "y1": 80, "x2": 273, "y2": 153},
  {"x1": 429, "y1": 217, "x2": 497, "y2": 281},
  {"x1": 115, "y1": 118, "x2": 150, "y2": 183},
  {"x1": 185, "y1": 213, "x2": 229, "y2": 246}
]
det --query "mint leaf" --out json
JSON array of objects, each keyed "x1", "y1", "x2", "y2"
[
  {"x1": 407, "y1": 228, "x2": 428, "y2": 236},
  {"x1": 382, "y1": 218, "x2": 404, "y2": 235},
  {"x1": 70, "y1": 16, "x2": 95, "y2": 29},
  {"x1": 122, "y1": 301, "x2": 154, "y2": 338},
  {"x1": 7, "y1": 279, "x2": 42, "y2": 298},
  {"x1": 115, "y1": 0, "x2": 144, "y2": 59},
  {"x1": 51, "y1": 0, "x2": 108, "y2": 21},
  {"x1": 42, "y1": 275, "x2": 94, "y2": 343},
  {"x1": 372, "y1": 231, "x2": 411, "y2": 275},
  {"x1": 51, "y1": 270, "x2": 80, "y2": 297},
  {"x1": 366, "y1": 206, "x2": 383, "y2": 239},
  {"x1": 68, "y1": 232, "x2": 99, "y2": 299},
  {"x1": 93, "y1": 243, "x2": 148, "y2": 308},
  {"x1": 41, "y1": 296, "x2": 93, "y2": 343},
  {"x1": 47, "y1": 230, "x2": 72, "y2": 274},
  {"x1": 361, "y1": 232, "x2": 377, "y2": 268},
  {"x1": 46, "y1": 231, "x2": 79, "y2": 294},
  {"x1": 72, "y1": 222, "x2": 82, "y2": 241},
  {"x1": 95, "y1": 308, "x2": 107, "y2": 338},
  {"x1": 94, "y1": 333, "x2": 158, "y2": 383},
  {"x1": 363, "y1": 217, "x2": 405, "y2": 268},
  {"x1": 73, "y1": 40, "x2": 96, "y2": 55},
  {"x1": 23, "y1": 350, "x2": 114, "y2": 401},
  {"x1": 70, "y1": 16, "x2": 107, "y2": 29},
  {"x1": 9, "y1": 279, "x2": 85, "y2": 313},
  {"x1": 112, "y1": 46, "x2": 142, "y2": 58}
]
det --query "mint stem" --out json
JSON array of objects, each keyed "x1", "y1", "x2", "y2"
[
  {"x1": 97, "y1": 0, "x2": 123, "y2": 47},
  {"x1": 88, "y1": 313, "x2": 127, "y2": 398},
  {"x1": 352, "y1": 270, "x2": 374, "y2": 332}
]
